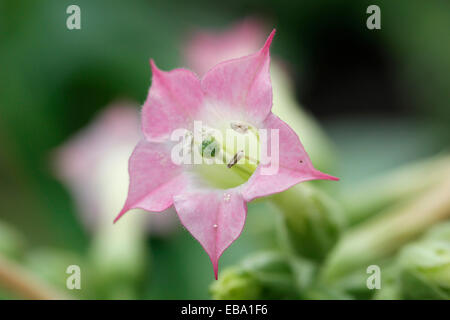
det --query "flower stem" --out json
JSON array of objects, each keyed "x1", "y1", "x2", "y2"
[
  {"x1": 0, "y1": 254, "x2": 69, "y2": 300},
  {"x1": 321, "y1": 175, "x2": 450, "y2": 282},
  {"x1": 341, "y1": 154, "x2": 450, "y2": 225}
]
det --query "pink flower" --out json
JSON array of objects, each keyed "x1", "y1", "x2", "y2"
[{"x1": 115, "y1": 30, "x2": 338, "y2": 279}]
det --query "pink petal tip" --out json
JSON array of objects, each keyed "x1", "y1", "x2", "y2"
[
  {"x1": 113, "y1": 208, "x2": 127, "y2": 224},
  {"x1": 314, "y1": 170, "x2": 340, "y2": 181},
  {"x1": 261, "y1": 29, "x2": 276, "y2": 53}
]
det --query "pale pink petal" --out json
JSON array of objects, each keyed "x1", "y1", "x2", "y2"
[
  {"x1": 185, "y1": 18, "x2": 267, "y2": 76},
  {"x1": 242, "y1": 113, "x2": 338, "y2": 202},
  {"x1": 54, "y1": 103, "x2": 141, "y2": 230},
  {"x1": 142, "y1": 60, "x2": 204, "y2": 141},
  {"x1": 114, "y1": 139, "x2": 188, "y2": 222},
  {"x1": 173, "y1": 189, "x2": 247, "y2": 279},
  {"x1": 56, "y1": 104, "x2": 140, "y2": 189},
  {"x1": 201, "y1": 30, "x2": 275, "y2": 124}
]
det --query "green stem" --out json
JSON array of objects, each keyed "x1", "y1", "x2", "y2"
[
  {"x1": 0, "y1": 254, "x2": 69, "y2": 300},
  {"x1": 341, "y1": 154, "x2": 450, "y2": 225},
  {"x1": 321, "y1": 175, "x2": 450, "y2": 282}
]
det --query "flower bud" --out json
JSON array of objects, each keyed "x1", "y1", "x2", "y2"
[
  {"x1": 396, "y1": 223, "x2": 450, "y2": 299},
  {"x1": 210, "y1": 251, "x2": 301, "y2": 299},
  {"x1": 210, "y1": 268, "x2": 262, "y2": 300},
  {"x1": 271, "y1": 183, "x2": 345, "y2": 261}
]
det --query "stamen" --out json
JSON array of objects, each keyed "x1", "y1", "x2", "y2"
[
  {"x1": 227, "y1": 150, "x2": 244, "y2": 168},
  {"x1": 230, "y1": 121, "x2": 249, "y2": 134}
]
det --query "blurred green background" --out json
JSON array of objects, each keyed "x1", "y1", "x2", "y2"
[{"x1": 0, "y1": 0, "x2": 449, "y2": 299}]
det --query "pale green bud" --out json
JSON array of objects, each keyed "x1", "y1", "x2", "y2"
[
  {"x1": 210, "y1": 251, "x2": 301, "y2": 300},
  {"x1": 271, "y1": 183, "x2": 345, "y2": 261},
  {"x1": 210, "y1": 268, "x2": 262, "y2": 300},
  {"x1": 396, "y1": 223, "x2": 450, "y2": 299}
]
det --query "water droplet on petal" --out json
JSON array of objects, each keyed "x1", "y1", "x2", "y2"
[
  {"x1": 213, "y1": 224, "x2": 218, "y2": 228},
  {"x1": 223, "y1": 193, "x2": 231, "y2": 202}
]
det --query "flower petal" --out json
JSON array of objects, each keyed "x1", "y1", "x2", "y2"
[
  {"x1": 242, "y1": 113, "x2": 338, "y2": 202},
  {"x1": 55, "y1": 104, "x2": 141, "y2": 229},
  {"x1": 201, "y1": 30, "x2": 275, "y2": 124},
  {"x1": 114, "y1": 139, "x2": 188, "y2": 222},
  {"x1": 173, "y1": 189, "x2": 247, "y2": 279},
  {"x1": 142, "y1": 60, "x2": 204, "y2": 141},
  {"x1": 184, "y1": 18, "x2": 267, "y2": 76}
]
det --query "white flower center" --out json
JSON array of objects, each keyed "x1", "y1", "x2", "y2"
[{"x1": 181, "y1": 120, "x2": 260, "y2": 189}]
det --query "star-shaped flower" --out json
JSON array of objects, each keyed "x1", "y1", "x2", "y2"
[{"x1": 115, "y1": 30, "x2": 337, "y2": 279}]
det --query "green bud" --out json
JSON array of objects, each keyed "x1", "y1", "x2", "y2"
[
  {"x1": 210, "y1": 251, "x2": 302, "y2": 300},
  {"x1": 271, "y1": 183, "x2": 345, "y2": 261},
  {"x1": 210, "y1": 268, "x2": 262, "y2": 300},
  {"x1": 396, "y1": 223, "x2": 450, "y2": 299}
]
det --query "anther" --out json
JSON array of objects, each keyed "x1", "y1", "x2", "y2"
[
  {"x1": 230, "y1": 121, "x2": 249, "y2": 134},
  {"x1": 227, "y1": 150, "x2": 244, "y2": 168}
]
